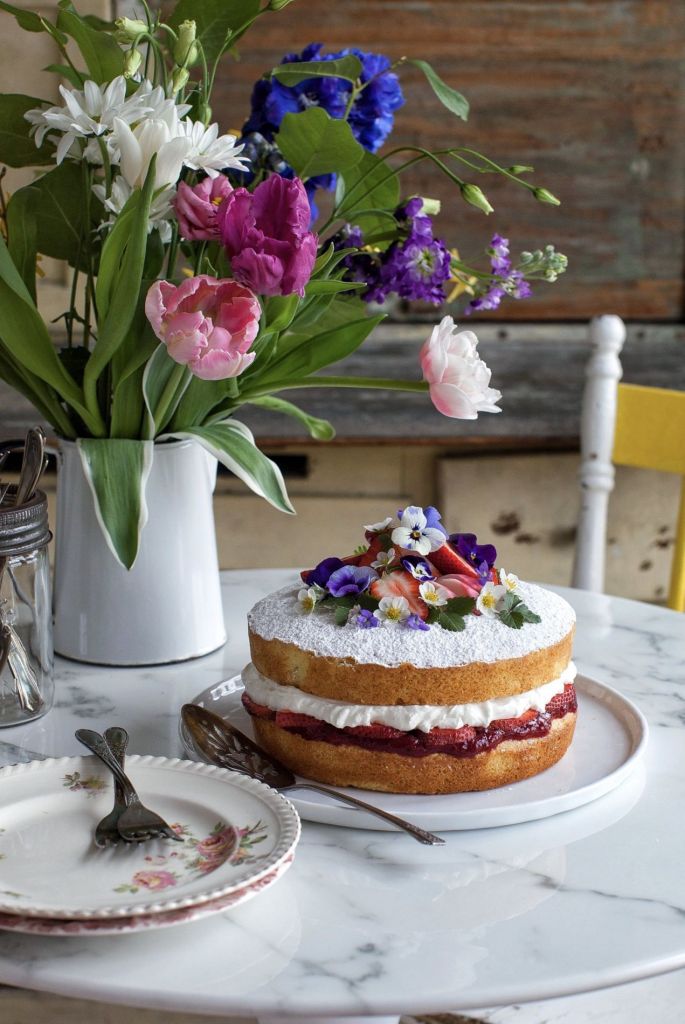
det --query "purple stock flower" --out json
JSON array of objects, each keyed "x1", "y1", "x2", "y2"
[
  {"x1": 305, "y1": 556, "x2": 345, "y2": 588},
  {"x1": 401, "y1": 555, "x2": 435, "y2": 582},
  {"x1": 465, "y1": 233, "x2": 533, "y2": 314},
  {"x1": 449, "y1": 533, "x2": 497, "y2": 570},
  {"x1": 489, "y1": 234, "x2": 511, "y2": 275},
  {"x1": 327, "y1": 564, "x2": 378, "y2": 597},
  {"x1": 405, "y1": 613, "x2": 430, "y2": 631},
  {"x1": 355, "y1": 608, "x2": 380, "y2": 628}
]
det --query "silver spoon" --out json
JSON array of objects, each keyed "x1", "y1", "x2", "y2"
[
  {"x1": 182, "y1": 704, "x2": 445, "y2": 846},
  {"x1": 14, "y1": 426, "x2": 46, "y2": 507}
]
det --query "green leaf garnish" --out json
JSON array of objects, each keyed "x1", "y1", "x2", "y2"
[
  {"x1": 437, "y1": 610, "x2": 466, "y2": 632},
  {"x1": 444, "y1": 596, "x2": 476, "y2": 616}
]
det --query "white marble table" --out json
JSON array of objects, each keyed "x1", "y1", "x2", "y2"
[{"x1": 0, "y1": 569, "x2": 683, "y2": 1024}]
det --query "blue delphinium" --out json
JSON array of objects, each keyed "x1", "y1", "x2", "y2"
[{"x1": 240, "y1": 43, "x2": 404, "y2": 219}]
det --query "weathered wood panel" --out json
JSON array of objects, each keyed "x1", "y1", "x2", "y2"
[{"x1": 210, "y1": 0, "x2": 685, "y2": 319}]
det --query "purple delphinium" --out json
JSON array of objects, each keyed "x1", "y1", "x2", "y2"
[
  {"x1": 466, "y1": 233, "x2": 534, "y2": 314},
  {"x1": 305, "y1": 556, "x2": 345, "y2": 588},
  {"x1": 354, "y1": 607, "x2": 380, "y2": 628},
  {"x1": 449, "y1": 533, "x2": 497, "y2": 570},
  {"x1": 401, "y1": 555, "x2": 435, "y2": 582},
  {"x1": 405, "y1": 613, "x2": 430, "y2": 631},
  {"x1": 327, "y1": 564, "x2": 378, "y2": 597}
]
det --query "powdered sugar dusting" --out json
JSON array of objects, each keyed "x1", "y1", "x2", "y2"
[{"x1": 248, "y1": 580, "x2": 575, "y2": 668}]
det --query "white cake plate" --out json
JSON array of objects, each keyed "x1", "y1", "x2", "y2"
[{"x1": 180, "y1": 674, "x2": 648, "y2": 832}]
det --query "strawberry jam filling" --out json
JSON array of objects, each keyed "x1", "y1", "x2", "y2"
[{"x1": 242, "y1": 682, "x2": 577, "y2": 759}]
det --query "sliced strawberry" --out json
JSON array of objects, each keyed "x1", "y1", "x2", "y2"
[
  {"x1": 369, "y1": 570, "x2": 428, "y2": 619},
  {"x1": 241, "y1": 694, "x2": 273, "y2": 720},
  {"x1": 546, "y1": 684, "x2": 577, "y2": 717},
  {"x1": 422, "y1": 725, "x2": 477, "y2": 747},
  {"x1": 429, "y1": 542, "x2": 481, "y2": 579},
  {"x1": 275, "y1": 709, "x2": 320, "y2": 729},
  {"x1": 490, "y1": 708, "x2": 538, "y2": 731},
  {"x1": 343, "y1": 722, "x2": 405, "y2": 739}
]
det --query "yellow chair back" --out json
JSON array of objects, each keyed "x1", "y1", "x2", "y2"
[{"x1": 614, "y1": 383, "x2": 685, "y2": 610}]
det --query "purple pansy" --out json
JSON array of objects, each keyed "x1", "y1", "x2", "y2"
[
  {"x1": 422, "y1": 505, "x2": 448, "y2": 537},
  {"x1": 405, "y1": 613, "x2": 430, "y2": 631},
  {"x1": 305, "y1": 556, "x2": 345, "y2": 588},
  {"x1": 355, "y1": 608, "x2": 380, "y2": 628},
  {"x1": 449, "y1": 533, "x2": 497, "y2": 570},
  {"x1": 327, "y1": 564, "x2": 378, "y2": 597},
  {"x1": 401, "y1": 555, "x2": 435, "y2": 582}
]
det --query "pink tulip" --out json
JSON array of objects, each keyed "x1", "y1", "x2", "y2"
[
  {"x1": 173, "y1": 175, "x2": 233, "y2": 241},
  {"x1": 435, "y1": 574, "x2": 485, "y2": 599},
  {"x1": 217, "y1": 174, "x2": 317, "y2": 297},
  {"x1": 145, "y1": 275, "x2": 261, "y2": 381},
  {"x1": 421, "y1": 315, "x2": 502, "y2": 419}
]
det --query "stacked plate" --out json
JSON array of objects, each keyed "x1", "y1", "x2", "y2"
[{"x1": 0, "y1": 754, "x2": 300, "y2": 935}]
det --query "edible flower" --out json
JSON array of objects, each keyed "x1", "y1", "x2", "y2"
[
  {"x1": 352, "y1": 607, "x2": 380, "y2": 629},
  {"x1": 499, "y1": 568, "x2": 519, "y2": 593},
  {"x1": 327, "y1": 565, "x2": 378, "y2": 597},
  {"x1": 298, "y1": 586, "x2": 322, "y2": 613},
  {"x1": 401, "y1": 555, "x2": 435, "y2": 581},
  {"x1": 405, "y1": 613, "x2": 430, "y2": 631},
  {"x1": 371, "y1": 547, "x2": 396, "y2": 570},
  {"x1": 418, "y1": 580, "x2": 450, "y2": 607},
  {"x1": 391, "y1": 505, "x2": 445, "y2": 556},
  {"x1": 476, "y1": 581, "x2": 507, "y2": 617},
  {"x1": 305, "y1": 557, "x2": 345, "y2": 589},
  {"x1": 376, "y1": 595, "x2": 411, "y2": 626},
  {"x1": 450, "y1": 532, "x2": 497, "y2": 570}
]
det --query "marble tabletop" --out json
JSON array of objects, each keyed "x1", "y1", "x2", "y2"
[{"x1": 0, "y1": 569, "x2": 683, "y2": 1024}]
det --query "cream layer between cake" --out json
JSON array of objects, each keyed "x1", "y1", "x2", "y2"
[
  {"x1": 247, "y1": 580, "x2": 576, "y2": 669},
  {"x1": 242, "y1": 661, "x2": 577, "y2": 731}
]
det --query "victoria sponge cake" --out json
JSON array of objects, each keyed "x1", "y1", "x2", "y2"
[{"x1": 242, "y1": 504, "x2": 577, "y2": 795}]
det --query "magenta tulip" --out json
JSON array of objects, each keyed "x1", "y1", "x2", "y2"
[
  {"x1": 145, "y1": 275, "x2": 261, "y2": 381},
  {"x1": 217, "y1": 174, "x2": 317, "y2": 297},
  {"x1": 173, "y1": 176, "x2": 233, "y2": 241}
]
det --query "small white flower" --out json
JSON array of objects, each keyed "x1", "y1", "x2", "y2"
[
  {"x1": 499, "y1": 568, "x2": 519, "y2": 593},
  {"x1": 476, "y1": 582, "x2": 507, "y2": 617},
  {"x1": 391, "y1": 505, "x2": 444, "y2": 556},
  {"x1": 298, "y1": 586, "x2": 321, "y2": 614},
  {"x1": 179, "y1": 120, "x2": 249, "y2": 177},
  {"x1": 418, "y1": 580, "x2": 450, "y2": 607},
  {"x1": 364, "y1": 516, "x2": 394, "y2": 533},
  {"x1": 371, "y1": 547, "x2": 396, "y2": 570},
  {"x1": 376, "y1": 595, "x2": 410, "y2": 627},
  {"x1": 94, "y1": 176, "x2": 175, "y2": 241}
]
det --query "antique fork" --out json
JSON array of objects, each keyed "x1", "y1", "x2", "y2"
[
  {"x1": 93, "y1": 726, "x2": 130, "y2": 848},
  {"x1": 76, "y1": 729, "x2": 183, "y2": 845}
]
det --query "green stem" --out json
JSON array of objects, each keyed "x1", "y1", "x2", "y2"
[
  {"x1": 166, "y1": 223, "x2": 180, "y2": 280},
  {"x1": 153, "y1": 364, "x2": 190, "y2": 436},
  {"x1": 239, "y1": 376, "x2": 429, "y2": 402}
]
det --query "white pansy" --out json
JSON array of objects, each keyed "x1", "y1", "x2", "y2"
[
  {"x1": 93, "y1": 176, "x2": 175, "y2": 242},
  {"x1": 499, "y1": 568, "x2": 519, "y2": 593},
  {"x1": 179, "y1": 120, "x2": 248, "y2": 177},
  {"x1": 476, "y1": 582, "x2": 507, "y2": 617},
  {"x1": 371, "y1": 547, "x2": 395, "y2": 570},
  {"x1": 364, "y1": 516, "x2": 394, "y2": 533},
  {"x1": 418, "y1": 580, "x2": 449, "y2": 607},
  {"x1": 391, "y1": 505, "x2": 444, "y2": 556},
  {"x1": 376, "y1": 595, "x2": 410, "y2": 627},
  {"x1": 298, "y1": 586, "x2": 321, "y2": 614}
]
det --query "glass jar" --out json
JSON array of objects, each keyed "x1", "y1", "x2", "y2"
[{"x1": 0, "y1": 487, "x2": 53, "y2": 726}]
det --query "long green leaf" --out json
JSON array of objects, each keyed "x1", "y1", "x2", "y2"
[
  {"x1": 142, "y1": 344, "x2": 190, "y2": 438},
  {"x1": 277, "y1": 108, "x2": 364, "y2": 179},
  {"x1": 162, "y1": 421, "x2": 295, "y2": 514},
  {"x1": 257, "y1": 314, "x2": 384, "y2": 384},
  {"x1": 272, "y1": 56, "x2": 361, "y2": 87},
  {"x1": 168, "y1": 0, "x2": 261, "y2": 64},
  {"x1": 409, "y1": 59, "x2": 469, "y2": 121},
  {"x1": 95, "y1": 190, "x2": 140, "y2": 324},
  {"x1": 0, "y1": 94, "x2": 53, "y2": 167},
  {"x1": 6, "y1": 187, "x2": 37, "y2": 301},
  {"x1": 14, "y1": 162, "x2": 100, "y2": 268},
  {"x1": 0, "y1": 341, "x2": 75, "y2": 437},
  {"x1": 77, "y1": 438, "x2": 154, "y2": 569},
  {"x1": 56, "y1": 8, "x2": 124, "y2": 83},
  {"x1": 109, "y1": 366, "x2": 145, "y2": 439},
  {"x1": 0, "y1": 1, "x2": 50, "y2": 32},
  {"x1": 247, "y1": 396, "x2": 335, "y2": 440}
]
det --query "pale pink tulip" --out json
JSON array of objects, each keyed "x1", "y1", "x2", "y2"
[
  {"x1": 145, "y1": 275, "x2": 261, "y2": 381},
  {"x1": 421, "y1": 315, "x2": 502, "y2": 419}
]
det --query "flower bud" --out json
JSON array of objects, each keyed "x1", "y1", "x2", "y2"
[
  {"x1": 507, "y1": 164, "x2": 534, "y2": 175},
  {"x1": 416, "y1": 196, "x2": 441, "y2": 216},
  {"x1": 173, "y1": 20, "x2": 199, "y2": 66},
  {"x1": 114, "y1": 16, "x2": 147, "y2": 42},
  {"x1": 123, "y1": 48, "x2": 143, "y2": 79},
  {"x1": 460, "y1": 183, "x2": 493, "y2": 215},
  {"x1": 195, "y1": 101, "x2": 212, "y2": 126},
  {"x1": 170, "y1": 67, "x2": 190, "y2": 94},
  {"x1": 533, "y1": 187, "x2": 561, "y2": 206}
]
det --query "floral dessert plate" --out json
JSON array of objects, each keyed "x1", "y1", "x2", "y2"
[
  {"x1": 181, "y1": 674, "x2": 648, "y2": 832},
  {"x1": 0, "y1": 755, "x2": 300, "y2": 919}
]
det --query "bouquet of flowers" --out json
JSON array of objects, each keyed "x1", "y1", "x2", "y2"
[{"x1": 0, "y1": 0, "x2": 566, "y2": 567}]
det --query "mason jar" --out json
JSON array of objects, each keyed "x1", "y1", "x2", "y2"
[{"x1": 0, "y1": 487, "x2": 53, "y2": 726}]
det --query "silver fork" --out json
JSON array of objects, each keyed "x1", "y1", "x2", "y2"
[
  {"x1": 75, "y1": 729, "x2": 183, "y2": 845},
  {"x1": 93, "y1": 726, "x2": 130, "y2": 848}
]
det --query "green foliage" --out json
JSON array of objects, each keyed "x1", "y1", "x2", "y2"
[
  {"x1": 248, "y1": 396, "x2": 335, "y2": 441},
  {"x1": 168, "y1": 0, "x2": 261, "y2": 64},
  {"x1": 498, "y1": 593, "x2": 542, "y2": 629},
  {"x1": 271, "y1": 56, "x2": 362, "y2": 87},
  {"x1": 277, "y1": 107, "x2": 365, "y2": 179},
  {"x1": 0, "y1": 94, "x2": 53, "y2": 167},
  {"x1": 336, "y1": 151, "x2": 400, "y2": 223},
  {"x1": 5, "y1": 188, "x2": 37, "y2": 300},
  {"x1": 408, "y1": 59, "x2": 469, "y2": 121},
  {"x1": 256, "y1": 314, "x2": 384, "y2": 385},
  {"x1": 56, "y1": 6, "x2": 124, "y2": 83}
]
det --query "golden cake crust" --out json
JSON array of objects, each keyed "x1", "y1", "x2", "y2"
[
  {"x1": 249, "y1": 626, "x2": 575, "y2": 705},
  {"x1": 252, "y1": 712, "x2": 576, "y2": 795}
]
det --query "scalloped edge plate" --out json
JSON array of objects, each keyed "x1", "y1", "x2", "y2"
[
  {"x1": 180, "y1": 674, "x2": 648, "y2": 831},
  {"x1": 0, "y1": 755, "x2": 300, "y2": 919}
]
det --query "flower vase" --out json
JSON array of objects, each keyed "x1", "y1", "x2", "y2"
[{"x1": 53, "y1": 439, "x2": 226, "y2": 665}]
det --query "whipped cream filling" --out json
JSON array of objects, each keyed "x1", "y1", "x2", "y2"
[{"x1": 241, "y1": 661, "x2": 577, "y2": 733}]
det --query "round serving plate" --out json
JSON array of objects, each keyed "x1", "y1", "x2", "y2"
[
  {"x1": 180, "y1": 673, "x2": 648, "y2": 832},
  {"x1": 0, "y1": 755, "x2": 300, "y2": 919}
]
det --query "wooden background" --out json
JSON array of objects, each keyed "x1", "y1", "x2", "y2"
[{"x1": 209, "y1": 0, "x2": 685, "y2": 321}]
